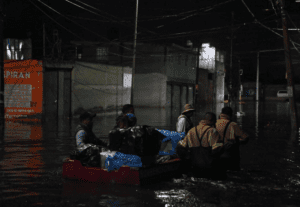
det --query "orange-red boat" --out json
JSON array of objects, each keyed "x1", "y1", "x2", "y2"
[{"x1": 62, "y1": 158, "x2": 181, "y2": 185}]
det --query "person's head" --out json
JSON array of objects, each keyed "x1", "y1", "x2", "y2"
[
  {"x1": 203, "y1": 112, "x2": 217, "y2": 126},
  {"x1": 80, "y1": 111, "x2": 96, "y2": 128},
  {"x1": 122, "y1": 104, "x2": 134, "y2": 114},
  {"x1": 221, "y1": 107, "x2": 233, "y2": 117},
  {"x1": 116, "y1": 115, "x2": 129, "y2": 129},
  {"x1": 182, "y1": 104, "x2": 195, "y2": 117}
]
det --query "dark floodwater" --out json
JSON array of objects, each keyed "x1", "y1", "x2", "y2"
[{"x1": 1, "y1": 101, "x2": 300, "y2": 207}]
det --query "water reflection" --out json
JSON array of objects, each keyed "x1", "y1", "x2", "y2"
[
  {"x1": 1, "y1": 101, "x2": 300, "y2": 206},
  {"x1": 0, "y1": 121, "x2": 44, "y2": 200},
  {"x1": 255, "y1": 101, "x2": 259, "y2": 138}
]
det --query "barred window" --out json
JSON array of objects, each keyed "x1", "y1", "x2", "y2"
[{"x1": 96, "y1": 47, "x2": 108, "y2": 61}]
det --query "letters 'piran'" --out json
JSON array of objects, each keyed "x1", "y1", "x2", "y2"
[{"x1": 4, "y1": 71, "x2": 30, "y2": 79}]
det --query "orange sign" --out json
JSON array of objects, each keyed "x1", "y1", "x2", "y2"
[{"x1": 4, "y1": 60, "x2": 43, "y2": 119}]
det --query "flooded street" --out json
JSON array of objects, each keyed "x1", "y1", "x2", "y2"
[{"x1": 1, "y1": 101, "x2": 300, "y2": 207}]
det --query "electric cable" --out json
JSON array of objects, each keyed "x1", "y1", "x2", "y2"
[
  {"x1": 241, "y1": 0, "x2": 300, "y2": 49},
  {"x1": 155, "y1": 0, "x2": 237, "y2": 29},
  {"x1": 33, "y1": 0, "x2": 135, "y2": 54},
  {"x1": 28, "y1": 0, "x2": 84, "y2": 41},
  {"x1": 285, "y1": 12, "x2": 300, "y2": 55},
  {"x1": 65, "y1": 0, "x2": 157, "y2": 35},
  {"x1": 269, "y1": 0, "x2": 278, "y2": 17}
]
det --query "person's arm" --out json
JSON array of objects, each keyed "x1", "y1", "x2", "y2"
[
  {"x1": 92, "y1": 136, "x2": 108, "y2": 147},
  {"x1": 176, "y1": 118, "x2": 186, "y2": 133},
  {"x1": 208, "y1": 128, "x2": 224, "y2": 156},
  {"x1": 233, "y1": 123, "x2": 249, "y2": 145},
  {"x1": 76, "y1": 130, "x2": 93, "y2": 152}
]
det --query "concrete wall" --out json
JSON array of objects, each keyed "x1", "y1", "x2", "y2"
[
  {"x1": 165, "y1": 44, "x2": 197, "y2": 83},
  {"x1": 133, "y1": 73, "x2": 167, "y2": 107},
  {"x1": 71, "y1": 61, "x2": 132, "y2": 115}
]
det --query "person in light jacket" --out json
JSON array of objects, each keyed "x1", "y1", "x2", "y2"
[{"x1": 176, "y1": 104, "x2": 195, "y2": 134}]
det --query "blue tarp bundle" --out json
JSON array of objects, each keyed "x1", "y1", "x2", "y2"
[
  {"x1": 157, "y1": 129, "x2": 186, "y2": 155},
  {"x1": 105, "y1": 152, "x2": 142, "y2": 172}
]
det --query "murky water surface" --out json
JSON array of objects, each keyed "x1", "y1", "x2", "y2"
[{"x1": 1, "y1": 101, "x2": 300, "y2": 207}]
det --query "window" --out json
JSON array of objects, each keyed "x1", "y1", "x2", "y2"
[
  {"x1": 216, "y1": 51, "x2": 220, "y2": 61},
  {"x1": 96, "y1": 47, "x2": 108, "y2": 61},
  {"x1": 123, "y1": 73, "x2": 132, "y2": 88},
  {"x1": 220, "y1": 54, "x2": 224, "y2": 63}
]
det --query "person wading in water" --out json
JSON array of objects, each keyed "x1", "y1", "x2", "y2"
[{"x1": 176, "y1": 104, "x2": 195, "y2": 135}]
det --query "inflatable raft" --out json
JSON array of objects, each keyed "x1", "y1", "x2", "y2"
[{"x1": 62, "y1": 158, "x2": 181, "y2": 185}]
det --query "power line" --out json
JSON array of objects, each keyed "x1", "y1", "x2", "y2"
[
  {"x1": 28, "y1": 0, "x2": 84, "y2": 41},
  {"x1": 155, "y1": 0, "x2": 237, "y2": 29},
  {"x1": 65, "y1": 0, "x2": 157, "y2": 35},
  {"x1": 137, "y1": 19, "x2": 278, "y2": 42},
  {"x1": 37, "y1": 0, "x2": 111, "y2": 42},
  {"x1": 241, "y1": 0, "x2": 300, "y2": 49},
  {"x1": 32, "y1": 0, "x2": 135, "y2": 55}
]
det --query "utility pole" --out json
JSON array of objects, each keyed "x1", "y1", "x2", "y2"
[
  {"x1": 256, "y1": 52, "x2": 259, "y2": 101},
  {"x1": 278, "y1": 0, "x2": 298, "y2": 130},
  {"x1": 228, "y1": 11, "x2": 234, "y2": 106},
  {"x1": 0, "y1": 0, "x2": 4, "y2": 140},
  {"x1": 195, "y1": 39, "x2": 201, "y2": 123},
  {"x1": 238, "y1": 59, "x2": 242, "y2": 103},
  {"x1": 131, "y1": 0, "x2": 139, "y2": 105},
  {"x1": 43, "y1": 23, "x2": 45, "y2": 58},
  {"x1": 42, "y1": 22, "x2": 45, "y2": 124}
]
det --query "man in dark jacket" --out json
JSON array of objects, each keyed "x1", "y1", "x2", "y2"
[
  {"x1": 74, "y1": 111, "x2": 108, "y2": 166},
  {"x1": 176, "y1": 112, "x2": 226, "y2": 179}
]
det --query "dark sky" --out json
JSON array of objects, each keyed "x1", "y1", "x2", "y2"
[{"x1": 3, "y1": 0, "x2": 300, "y2": 83}]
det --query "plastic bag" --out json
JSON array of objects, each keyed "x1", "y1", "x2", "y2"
[
  {"x1": 104, "y1": 152, "x2": 142, "y2": 172},
  {"x1": 156, "y1": 129, "x2": 185, "y2": 155}
]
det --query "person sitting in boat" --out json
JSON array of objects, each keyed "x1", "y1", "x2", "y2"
[
  {"x1": 216, "y1": 107, "x2": 249, "y2": 171},
  {"x1": 74, "y1": 111, "x2": 108, "y2": 166},
  {"x1": 108, "y1": 115, "x2": 132, "y2": 153},
  {"x1": 113, "y1": 104, "x2": 137, "y2": 130},
  {"x1": 176, "y1": 112, "x2": 226, "y2": 180}
]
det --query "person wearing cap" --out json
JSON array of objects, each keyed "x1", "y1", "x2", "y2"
[
  {"x1": 75, "y1": 111, "x2": 108, "y2": 154},
  {"x1": 176, "y1": 104, "x2": 195, "y2": 134},
  {"x1": 176, "y1": 112, "x2": 226, "y2": 180},
  {"x1": 216, "y1": 107, "x2": 249, "y2": 171}
]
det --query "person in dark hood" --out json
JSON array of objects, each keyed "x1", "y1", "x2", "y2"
[{"x1": 74, "y1": 111, "x2": 108, "y2": 166}]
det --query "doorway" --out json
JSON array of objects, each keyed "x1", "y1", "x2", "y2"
[{"x1": 43, "y1": 68, "x2": 72, "y2": 135}]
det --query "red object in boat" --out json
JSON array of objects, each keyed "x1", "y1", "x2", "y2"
[{"x1": 62, "y1": 158, "x2": 181, "y2": 185}]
